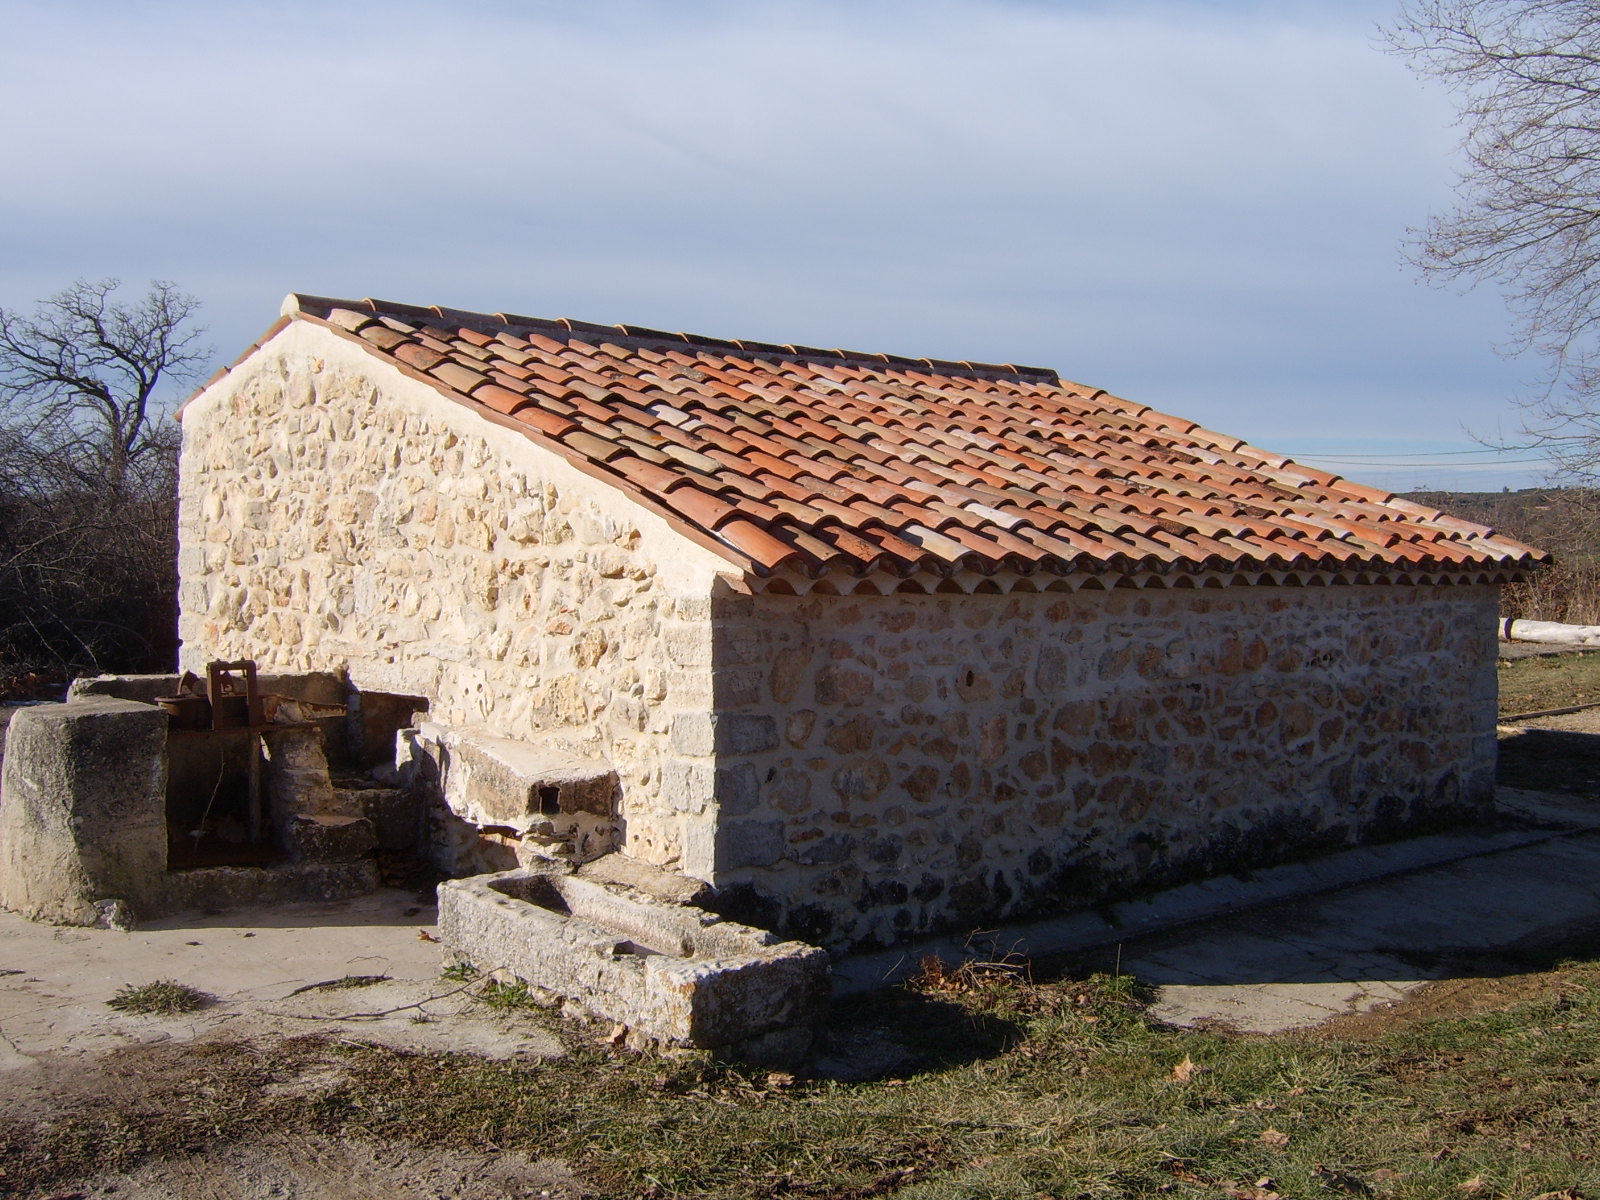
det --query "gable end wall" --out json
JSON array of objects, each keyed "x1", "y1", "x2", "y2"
[{"x1": 176, "y1": 322, "x2": 735, "y2": 873}]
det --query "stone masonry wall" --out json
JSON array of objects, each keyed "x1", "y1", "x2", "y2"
[
  {"x1": 177, "y1": 323, "x2": 737, "y2": 874},
  {"x1": 700, "y1": 583, "x2": 1500, "y2": 949}
]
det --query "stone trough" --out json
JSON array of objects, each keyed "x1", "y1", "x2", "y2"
[{"x1": 439, "y1": 867, "x2": 830, "y2": 1057}]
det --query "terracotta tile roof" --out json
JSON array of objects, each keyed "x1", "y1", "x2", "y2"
[{"x1": 258, "y1": 294, "x2": 1545, "y2": 587}]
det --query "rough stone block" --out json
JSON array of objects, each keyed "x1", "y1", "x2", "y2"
[
  {"x1": 716, "y1": 762, "x2": 761, "y2": 816},
  {"x1": 67, "y1": 670, "x2": 346, "y2": 708},
  {"x1": 576, "y1": 851, "x2": 715, "y2": 907},
  {"x1": 718, "y1": 819, "x2": 786, "y2": 868},
  {"x1": 680, "y1": 815, "x2": 718, "y2": 880},
  {"x1": 165, "y1": 860, "x2": 379, "y2": 911},
  {"x1": 661, "y1": 760, "x2": 716, "y2": 813},
  {"x1": 258, "y1": 671, "x2": 348, "y2": 706},
  {"x1": 341, "y1": 785, "x2": 420, "y2": 850},
  {"x1": 67, "y1": 674, "x2": 181, "y2": 704},
  {"x1": 664, "y1": 624, "x2": 712, "y2": 667},
  {"x1": 439, "y1": 868, "x2": 829, "y2": 1054},
  {"x1": 0, "y1": 704, "x2": 21, "y2": 768},
  {"x1": 409, "y1": 722, "x2": 620, "y2": 869},
  {"x1": 348, "y1": 689, "x2": 429, "y2": 769},
  {"x1": 283, "y1": 813, "x2": 377, "y2": 863},
  {"x1": 263, "y1": 725, "x2": 341, "y2": 833},
  {"x1": 0, "y1": 698, "x2": 169, "y2": 924},
  {"x1": 420, "y1": 722, "x2": 617, "y2": 828}
]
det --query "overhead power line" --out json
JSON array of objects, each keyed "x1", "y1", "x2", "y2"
[
  {"x1": 1296, "y1": 455, "x2": 1547, "y2": 468},
  {"x1": 1281, "y1": 447, "x2": 1537, "y2": 460}
]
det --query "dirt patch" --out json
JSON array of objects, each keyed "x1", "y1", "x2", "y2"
[
  {"x1": 57, "y1": 1135, "x2": 586, "y2": 1199},
  {"x1": 1309, "y1": 970, "x2": 1578, "y2": 1040},
  {"x1": 0, "y1": 1035, "x2": 593, "y2": 1198}
]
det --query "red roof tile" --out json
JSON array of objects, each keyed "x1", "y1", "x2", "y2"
[{"x1": 274, "y1": 294, "x2": 1546, "y2": 584}]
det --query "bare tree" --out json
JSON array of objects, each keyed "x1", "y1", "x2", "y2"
[
  {"x1": 1387, "y1": 1, "x2": 1600, "y2": 474},
  {"x1": 0, "y1": 278, "x2": 206, "y2": 492},
  {"x1": 0, "y1": 280, "x2": 207, "y2": 685}
]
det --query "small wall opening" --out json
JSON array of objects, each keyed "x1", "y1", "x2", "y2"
[{"x1": 348, "y1": 690, "x2": 430, "y2": 771}]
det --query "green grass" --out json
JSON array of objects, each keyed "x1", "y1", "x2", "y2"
[
  {"x1": 104, "y1": 979, "x2": 213, "y2": 1015},
  {"x1": 475, "y1": 976, "x2": 545, "y2": 1011},
  {"x1": 13, "y1": 965, "x2": 1600, "y2": 1197}
]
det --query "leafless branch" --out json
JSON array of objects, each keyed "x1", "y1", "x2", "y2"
[
  {"x1": 0, "y1": 280, "x2": 202, "y2": 685},
  {"x1": 1388, "y1": 1, "x2": 1600, "y2": 475}
]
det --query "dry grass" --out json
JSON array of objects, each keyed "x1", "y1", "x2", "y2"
[
  {"x1": 1498, "y1": 651, "x2": 1600, "y2": 716},
  {"x1": 104, "y1": 979, "x2": 214, "y2": 1015},
  {"x1": 1502, "y1": 563, "x2": 1600, "y2": 626},
  {"x1": 10, "y1": 964, "x2": 1600, "y2": 1198}
]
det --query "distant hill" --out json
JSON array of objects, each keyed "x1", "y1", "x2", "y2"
[{"x1": 1401, "y1": 488, "x2": 1593, "y2": 536}]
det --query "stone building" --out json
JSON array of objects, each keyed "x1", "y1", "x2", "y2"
[{"x1": 175, "y1": 294, "x2": 1540, "y2": 949}]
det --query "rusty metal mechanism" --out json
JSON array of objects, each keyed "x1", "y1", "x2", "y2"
[
  {"x1": 207, "y1": 659, "x2": 264, "y2": 732},
  {"x1": 154, "y1": 670, "x2": 211, "y2": 730}
]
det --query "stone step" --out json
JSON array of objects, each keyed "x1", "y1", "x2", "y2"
[
  {"x1": 284, "y1": 813, "x2": 376, "y2": 864},
  {"x1": 166, "y1": 860, "x2": 379, "y2": 911},
  {"x1": 333, "y1": 786, "x2": 420, "y2": 851}
]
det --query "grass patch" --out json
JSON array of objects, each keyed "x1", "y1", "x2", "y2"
[
  {"x1": 1498, "y1": 650, "x2": 1600, "y2": 716},
  {"x1": 105, "y1": 979, "x2": 213, "y2": 1015},
  {"x1": 476, "y1": 977, "x2": 545, "y2": 1011},
  {"x1": 17, "y1": 962, "x2": 1598, "y2": 1197}
]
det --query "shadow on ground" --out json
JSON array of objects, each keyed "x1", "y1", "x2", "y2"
[
  {"x1": 1499, "y1": 726, "x2": 1600, "y2": 796},
  {"x1": 810, "y1": 988, "x2": 1024, "y2": 1081}
]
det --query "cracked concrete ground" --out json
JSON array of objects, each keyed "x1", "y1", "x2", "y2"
[{"x1": 0, "y1": 889, "x2": 563, "y2": 1072}]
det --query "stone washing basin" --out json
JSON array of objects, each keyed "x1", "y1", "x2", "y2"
[{"x1": 438, "y1": 868, "x2": 829, "y2": 1054}]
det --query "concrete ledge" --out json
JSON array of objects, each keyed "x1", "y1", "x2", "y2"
[
  {"x1": 68, "y1": 671, "x2": 347, "y2": 706},
  {"x1": 439, "y1": 867, "x2": 829, "y2": 1054}
]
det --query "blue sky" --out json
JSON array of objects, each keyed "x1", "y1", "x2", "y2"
[{"x1": 0, "y1": 0, "x2": 1553, "y2": 492}]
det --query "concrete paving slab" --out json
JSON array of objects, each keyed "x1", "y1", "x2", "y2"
[
  {"x1": 0, "y1": 887, "x2": 563, "y2": 1069},
  {"x1": 836, "y1": 788, "x2": 1600, "y2": 1033},
  {"x1": 1094, "y1": 827, "x2": 1600, "y2": 1030}
]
